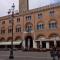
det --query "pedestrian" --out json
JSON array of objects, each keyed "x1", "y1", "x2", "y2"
[{"x1": 50, "y1": 46, "x2": 57, "y2": 60}]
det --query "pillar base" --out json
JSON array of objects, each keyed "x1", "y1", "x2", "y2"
[{"x1": 9, "y1": 55, "x2": 14, "y2": 59}]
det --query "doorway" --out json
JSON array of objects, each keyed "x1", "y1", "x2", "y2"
[
  {"x1": 49, "y1": 41, "x2": 54, "y2": 48},
  {"x1": 25, "y1": 36, "x2": 33, "y2": 50},
  {"x1": 36, "y1": 41, "x2": 40, "y2": 48},
  {"x1": 42, "y1": 41, "x2": 46, "y2": 48},
  {"x1": 57, "y1": 41, "x2": 60, "y2": 48}
]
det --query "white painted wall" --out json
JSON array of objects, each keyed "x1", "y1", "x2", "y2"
[
  {"x1": 46, "y1": 42, "x2": 49, "y2": 49},
  {"x1": 22, "y1": 40, "x2": 25, "y2": 49},
  {"x1": 33, "y1": 40, "x2": 37, "y2": 48}
]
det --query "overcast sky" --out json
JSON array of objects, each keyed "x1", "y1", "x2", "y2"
[
  {"x1": 0, "y1": 0, "x2": 60, "y2": 17},
  {"x1": 29, "y1": 0, "x2": 60, "y2": 9}
]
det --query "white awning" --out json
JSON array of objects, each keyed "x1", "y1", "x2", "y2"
[{"x1": 0, "y1": 41, "x2": 22, "y2": 45}]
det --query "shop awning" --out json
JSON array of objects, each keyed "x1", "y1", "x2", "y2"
[{"x1": 0, "y1": 41, "x2": 22, "y2": 45}]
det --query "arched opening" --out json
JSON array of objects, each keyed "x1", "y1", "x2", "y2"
[
  {"x1": 49, "y1": 20, "x2": 57, "y2": 29},
  {"x1": 0, "y1": 37, "x2": 5, "y2": 49},
  {"x1": 37, "y1": 23, "x2": 44, "y2": 30},
  {"x1": 36, "y1": 34, "x2": 45, "y2": 49},
  {"x1": 15, "y1": 36, "x2": 22, "y2": 50},
  {"x1": 7, "y1": 37, "x2": 12, "y2": 49},
  {"x1": 49, "y1": 33, "x2": 60, "y2": 48},
  {"x1": 7, "y1": 37, "x2": 12, "y2": 42},
  {"x1": 25, "y1": 36, "x2": 33, "y2": 50},
  {"x1": 0, "y1": 37, "x2": 5, "y2": 42},
  {"x1": 25, "y1": 22, "x2": 33, "y2": 32}
]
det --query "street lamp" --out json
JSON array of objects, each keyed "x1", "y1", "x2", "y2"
[{"x1": 8, "y1": 3, "x2": 15, "y2": 59}]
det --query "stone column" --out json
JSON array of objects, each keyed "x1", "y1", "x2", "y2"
[
  {"x1": 33, "y1": 31, "x2": 37, "y2": 48},
  {"x1": 22, "y1": 31, "x2": 25, "y2": 49},
  {"x1": 22, "y1": 40, "x2": 25, "y2": 49},
  {"x1": 54, "y1": 40, "x2": 56, "y2": 47},
  {"x1": 33, "y1": 40, "x2": 37, "y2": 48},
  {"x1": 46, "y1": 42, "x2": 49, "y2": 49},
  {"x1": 40, "y1": 41, "x2": 42, "y2": 48},
  {"x1": 28, "y1": 39, "x2": 30, "y2": 50}
]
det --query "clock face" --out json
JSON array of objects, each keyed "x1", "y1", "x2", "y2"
[{"x1": 29, "y1": 0, "x2": 60, "y2": 9}]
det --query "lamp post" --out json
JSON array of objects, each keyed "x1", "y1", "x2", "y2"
[{"x1": 8, "y1": 3, "x2": 15, "y2": 59}]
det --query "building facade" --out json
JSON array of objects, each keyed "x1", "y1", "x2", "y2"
[{"x1": 0, "y1": 0, "x2": 60, "y2": 50}]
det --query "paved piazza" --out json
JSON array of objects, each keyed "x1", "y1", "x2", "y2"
[{"x1": 0, "y1": 50, "x2": 56, "y2": 60}]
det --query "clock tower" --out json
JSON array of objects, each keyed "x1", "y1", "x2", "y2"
[{"x1": 19, "y1": 0, "x2": 29, "y2": 13}]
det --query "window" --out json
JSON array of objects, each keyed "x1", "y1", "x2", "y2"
[
  {"x1": 16, "y1": 27, "x2": 21, "y2": 32},
  {"x1": 49, "y1": 10, "x2": 55, "y2": 16},
  {"x1": 1, "y1": 30, "x2": 5, "y2": 34},
  {"x1": 8, "y1": 29, "x2": 12, "y2": 33},
  {"x1": 9, "y1": 20, "x2": 12, "y2": 23},
  {"x1": 8, "y1": 26, "x2": 12, "y2": 33},
  {"x1": 16, "y1": 25, "x2": 21, "y2": 32},
  {"x1": 2, "y1": 21, "x2": 5, "y2": 24},
  {"x1": 49, "y1": 21, "x2": 57, "y2": 29},
  {"x1": 17, "y1": 18, "x2": 20, "y2": 22},
  {"x1": 37, "y1": 23, "x2": 44, "y2": 30},
  {"x1": 1, "y1": 27, "x2": 5, "y2": 34},
  {"x1": 26, "y1": 16, "x2": 31, "y2": 21},
  {"x1": 38, "y1": 13, "x2": 43, "y2": 19},
  {"x1": 26, "y1": 25, "x2": 32, "y2": 32},
  {"x1": 25, "y1": 23, "x2": 32, "y2": 32}
]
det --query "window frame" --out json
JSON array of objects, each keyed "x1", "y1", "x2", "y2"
[
  {"x1": 26, "y1": 16, "x2": 31, "y2": 21},
  {"x1": 17, "y1": 18, "x2": 20, "y2": 22},
  {"x1": 37, "y1": 23, "x2": 44, "y2": 30},
  {"x1": 38, "y1": 13, "x2": 43, "y2": 19},
  {"x1": 49, "y1": 20, "x2": 57, "y2": 29}
]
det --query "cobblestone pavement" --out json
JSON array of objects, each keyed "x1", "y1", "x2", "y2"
[{"x1": 0, "y1": 50, "x2": 54, "y2": 60}]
